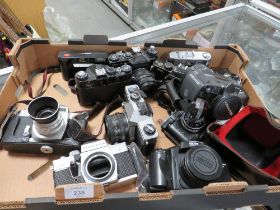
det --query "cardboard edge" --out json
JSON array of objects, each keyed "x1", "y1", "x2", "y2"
[
  {"x1": 214, "y1": 44, "x2": 249, "y2": 67},
  {"x1": 138, "y1": 192, "x2": 173, "y2": 201},
  {"x1": 0, "y1": 201, "x2": 26, "y2": 209},
  {"x1": 203, "y1": 181, "x2": 248, "y2": 195},
  {"x1": 267, "y1": 186, "x2": 280, "y2": 193}
]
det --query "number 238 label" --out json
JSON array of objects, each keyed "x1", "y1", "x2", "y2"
[{"x1": 64, "y1": 186, "x2": 94, "y2": 199}]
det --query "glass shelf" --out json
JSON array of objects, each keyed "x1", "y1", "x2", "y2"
[{"x1": 112, "y1": 3, "x2": 280, "y2": 118}]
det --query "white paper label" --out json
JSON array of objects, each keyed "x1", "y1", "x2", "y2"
[{"x1": 64, "y1": 186, "x2": 94, "y2": 199}]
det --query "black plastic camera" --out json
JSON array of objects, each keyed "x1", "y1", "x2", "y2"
[
  {"x1": 105, "y1": 85, "x2": 158, "y2": 155},
  {"x1": 58, "y1": 50, "x2": 109, "y2": 81},
  {"x1": 108, "y1": 46, "x2": 158, "y2": 68},
  {"x1": 75, "y1": 64, "x2": 133, "y2": 106},
  {"x1": 0, "y1": 96, "x2": 89, "y2": 155},
  {"x1": 149, "y1": 141, "x2": 230, "y2": 192},
  {"x1": 167, "y1": 64, "x2": 248, "y2": 120}
]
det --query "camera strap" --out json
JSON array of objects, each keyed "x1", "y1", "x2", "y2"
[
  {"x1": 70, "y1": 95, "x2": 123, "y2": 141},
  {"x1": 24, "y1": 66, "x2": 60, "y2": 99}
]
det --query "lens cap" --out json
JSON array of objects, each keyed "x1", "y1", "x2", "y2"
[
  {"x1": 211, "y1": 95, "x2": 242, "y2": 120},
  {"x1": 184, "y1": 145, "x2": 223, "y2": 184}
]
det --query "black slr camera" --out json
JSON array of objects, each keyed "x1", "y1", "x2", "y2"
[
  {"x1": 0, "y1": 96, "x2": 89, "y2": 154},
  {"x1": 168, "y1": 64, "x2": 248, "y2": 120},
  {"x1": 53, "y1": 140, "x2": 141, "y2": 188},
  {"x1": 108, "y1": 46, "x2": 158, "y2": 68},
  {"x1": 151, "y1": 60, "x2": 189, "y2": 81},
  {"x1": 161, "y1": 110, "x2": 206, "y2": 144},
  {"x1": 58, "y1": 50, "x2": 109, "y2": 81},
  {"x1": 75, "y1": 64, "x2": 132, "y2": 106},
  {"x1": 105, "y1": 85, "x2": 158, "y2": 155},
  {"x1": 149, "y1": 141, "x2": 230, "y2": 192}
]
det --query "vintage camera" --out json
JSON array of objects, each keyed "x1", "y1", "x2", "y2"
[
  {"x1": 108, "y1": 46, "x2": 158, "y2": 68},
  {"x1": 167, "y1": 51, "x2": 211, "y2": 66},
  {"x1": 53, "y1": 140, "x2": 138, "y2": 188},
  {"x1": 167, "y1": 64, "x2": 248, "y2": 120},
  {"x1": 161, "y1": 109, "x2": 206, "y2": 145},
  {"x1": 0, "y1": 96, "x2": 89, "y2": 154},
  {"x1": 149, "y1": 141, "x2": 230, "y2": 192},
  {"x1": 151, "y1": 60, "x2": 189, "y2": 81},
  {"x1": 105, "y1": 85, "x2": 158, "y2": 155},
  {"x1": 179, "y1": 64, "x2": 248, "y2": 120},
  {"x1": 58, "y1": 50, "x2": 109, "y2": 81},
  {"x1": 75, "y1": 64, "x2": 133, "y2": 106}
]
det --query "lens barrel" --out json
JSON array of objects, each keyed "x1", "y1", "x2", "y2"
[
  {"x1": 132, "y1": 68, "x2": 157, "y2": 94},
  {"x1": 105, "y1": 113, "x2": 130, "y2": 144}
]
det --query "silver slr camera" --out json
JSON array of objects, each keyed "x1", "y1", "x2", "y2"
[
  {"x1": 105, "y1": 85, "x2": 158, "y2": 155},
  {"x1": 0, "y1": 96, "x2": 88, "y2": 154},
  {"x1": 168, "y1": 51, "x2": 212, "y2": 66},
  {"x1": 53, "y1": 140, "x2": 138, "y2": 188}
]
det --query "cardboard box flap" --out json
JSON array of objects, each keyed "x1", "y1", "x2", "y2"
[{"x1": 68, "y1": 35, "x2": 113, "y2": 46}]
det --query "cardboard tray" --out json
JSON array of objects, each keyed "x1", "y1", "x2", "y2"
[{"x1": 0, "y1": 36, "x2": 279, "y2": 210}]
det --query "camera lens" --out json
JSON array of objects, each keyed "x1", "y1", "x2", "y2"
[
  {"x1": 28, "y1": 96, "x2": 59, "y2": 124},
  {"x1": 105, "y1": 113, "x2": 129, "y2": 144},
  {"x1": 180, "y1": 145, "x2": 223, "y2": 188},
  {"x1": 132, "y1": 68, "x2": 157, "y2": 94}
]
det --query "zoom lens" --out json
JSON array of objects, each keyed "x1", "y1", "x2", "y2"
[
  {"x1": 105, "y1": 113, "x2": 129, "y2": 144},
  {"x1": 180, "y1": 145, "x2": 223, "y2": 188},
  {"x1": 28, "y1": 96, "x2": 59, "y2": 124}
]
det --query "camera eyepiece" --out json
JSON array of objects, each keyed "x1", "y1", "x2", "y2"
[
  {"x1": 105, "y1": 113, "x2": 130, "y2": 144},
  {"x1": 28, "y1": 96, "x2": 59, "y2": 124}
]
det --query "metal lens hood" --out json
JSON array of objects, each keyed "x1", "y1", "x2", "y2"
[{"x1": 28, "y1": 96, "x2": 59, "y2": 124}]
